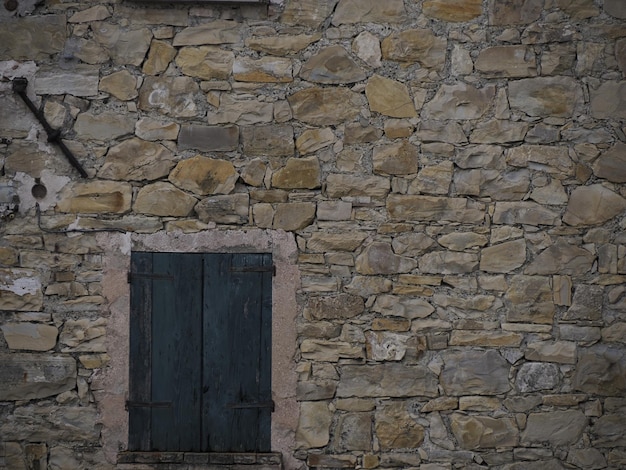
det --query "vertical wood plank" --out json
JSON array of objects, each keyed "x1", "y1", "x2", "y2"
[
  {"x1": 202, "y1": 253, "x2": 272, "y2": 452},
  {"x1": 128, "y1": 252, "x2": 153, "y2": 451},
  {"x1": 150, "y1": 253, "x2": 204, "y2": 451}
]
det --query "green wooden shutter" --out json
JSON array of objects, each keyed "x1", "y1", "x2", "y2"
[{"x1": 128, "y1": 252, "x2": 272, "y2": 452}]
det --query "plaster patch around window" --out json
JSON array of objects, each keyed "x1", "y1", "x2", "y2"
[{"x1": 94, "y1": 229, "x2": 300, "y2": 469}]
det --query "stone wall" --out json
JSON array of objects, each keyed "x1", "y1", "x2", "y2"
[{"x1": 1, "y1": 0, "x2": 626, "y2": 468}]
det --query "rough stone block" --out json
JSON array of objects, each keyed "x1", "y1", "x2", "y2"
[
  {"x1": 179, "y1": 125, "x2": 239, "y2": 152},
  {"x1": 0, "y1": 15, "x2": 65, "y2": 60},
  {"x1": 0, "y1": 354, "x2": 76, "y2": 400}
]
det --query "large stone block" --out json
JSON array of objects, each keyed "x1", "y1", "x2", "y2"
[
  {"x1": 300, "y1": 339, "x2": 363, "y2": 361},
  {"x1": 0, "y1": 15, "x2": 65, "y2": 60},
  {"x1": 366, "y1": 75, "x2": 417, "y2": 118},
  {"x1": 281, "y1": 0, "x2": 338, "y2": 28},
  {"x1": 450, "y1": 414, "x2": 518, "y2": 449},
  {"x1": 593, "y1": 143, "x2": 626, "y2": 183},
  {"x1": 1, "y1": 323, "x2": 57, "y2": 351},
  {"x1": 169, "y1": 156, "x2": 237, "y2": 196},
  {"x1": 234, "y1": 56, "x2": 293, "y2": 83},
  {"x1": 34, "y1": 66, "x2": 100, "y2": 97},
  {"x1": 98, "y1": 138, "x2": 175, "y2": 181},
  {"x1": 0, "y1": 268, "x2": 43, "y2": 311},
  {"x1": 423, "y1": 83, "x2": 495, "y2": 119},
  {"x1": 492, "y1": 201, "x2": 560, "y2": 226},
  {"x1": 173, "y1": 20, "x2": 241, "y2": 46},
  {"x1": 509, "y1": 77, "x2": 582, "y2": 117},
  {"x1": 0, "y1": 354, "x2": 75, "y2": 400},
  {"x1": 59, "y1": 318, "x2": 106, "y2": 353},
  {"x1": 525, "y1": 239, "x2": 595, "y2": 275},
  {"x1": 1, "y1": 405, "x2": 99, "y2": 442},
  {"x1": 592, "y1": 415, "x2": 626, "y2": 447},
  {"x1": 307, "y1": 232, "x2": 368, "y2": 252},
  {"x1": 504, "y1": 275, "x2": 555, "y2": 324},
  {"x1": 92, "y1": 23, "x2": 152, "y2": 66},
  {"x1": 454, "y1": 169, "x2": 530, "y2": 200},
  {"x1": 332, "y1": 0, "x2": 405, "y2": 25},
  {"x1": 143, "y1": 39, "x2": 177, "y2": 75},
  {"x1": 373, "y1": 141, "x2": 419, "y2": 175},
  {"x1": 288, "y1": 87, "x2": 363, "y2": 125},
  {"x1": 246, "y1": 33, "x2": 322, "y2": 56},
  {"x1": 113, "y1": 4, "x2": 187, "y2": 26},
  {"x1": 242, "y1": 124, "x2": 294, "y2": 157},
  {"x1": 604, "y1": 0, "x2": 626, "y2": 19},
  {"x1": 441, "y1": 350, "x2": 511, "y2": 395},
  {"x1": 176, "y1": 46, "x2": 234, "y2": 80},
  {"x1": 410, "y1": 161, "x2": 453, "y2": 195},
  {"x1": 208, "y1": 94, "x2": 274, "y2": 125},
  {"x1": 272, "y1": 157, "x2": 320, "y2": 189},
  {"x1": 381, "y1": 29, "x2": 447, "y2": 69},
  {"x1": 179, "y1": 125, "x2": 239, "y2": 152},
  {"x1": 300, "y1": 46, "x2": 365, "y2": 84},
  {"x1": 366, "y1": 331, "x2": 411, "y2": 361},
  {"x1": 525, "y1": 341, "x2": 577, "y2": 364},
  {"x1": 488, "y1": 0, "x2": 543, "y2": 25},
  {"x1": 564, "y1": 184, "x2": 626, "y2": 226},
  {"x1": 334, "y1": 412, "x2": 372, "y2": 451},
  {"x1": 57, "y1": 181, "x2": 132, "y2": 214},
  {"x1": 573, "y1": 345, "x2": 626, "y2": 396},
  {"x1": 195, "y1": 194, "x2": 249, "y2": 225},
  {"x1": 470, "y1": 119, "x2": 528, "y2": 143},
  {"x1": 521, "y1": 410, "x2": 587, "y2": 446},
  {"x1": 475, "y1": 46, "x2": 536, "y2": 77},
  {"x1": 356, "y1": 242, "x2": 417, "y2": 275},
  {"x1": 417, "y1": 121, "x2": 467, "y2": 143},
  {"x1": 515, "y1": 362, "x2": 560, "y2": 392},
  {"x1": 138, "y1": 76, "x2": 200, "y2": 117},
  {"x1": 296, "y1": 128, "x2": 335, "y2": 155},
  {"x1": 326, "y1": 174, "x2": 390, "y2": 198},
  {"x1": 423, "y1": 0, "x2": 482, "y2": 21},
  {"x1": 387, "y1": 195, "x2": 485, "y2": 223},
  {"x1": 74, "y1": 110, "x2": 136, "y2": 141},
  {"x1": 305, "y1": 294, "x2": 364, "y2": 320},
  {"x1": 337, "y1": 364, "x2": 438, "y2": 398},
  {"x1": 133, "y1": 182, "x2": 197, "y2": 217},
  {"x1": 419, "y1": 251, "x2": 479, "y2": 274},
  {"x1": 375, "y1": 401, "x2": 424, "y2": 450},
  {"x1": 449, "y1": 330, "x2": 522, "y2": 347},
  {"x1": 480, "y1": 239, "x2": 527, "y2": 273},
  {"x1": 454, "y1": 145, "x2": 505, "y2": 169},
  {"x1": 506, "y1": 145, "x2": 574, "y2": 175}
]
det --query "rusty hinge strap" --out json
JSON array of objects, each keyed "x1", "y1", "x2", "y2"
[
  {"x1": 125, "y1": 401, "x2": 172, "y2": 410},
  {"x1": 127, "y1": 272, "x2": 175, "y2": 283},
  {"x1": 226, "y1": 400, "x2": 275, "y2": 411},
  {"x1": 12, "y1": 77, "x2": 88, "y2": 178},
  {"x1": 229, "y1": 265, "x2": 276, "y2": 276}
]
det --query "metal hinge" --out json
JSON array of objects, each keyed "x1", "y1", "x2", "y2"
[
  {"x1": 125, "y1": 401, "x2": 172, "y2": 410},
  {"x1": 127, "y1": 272, "x2": 175, "y2": 283},
  {"x1": 226, "y1": 400, "x2": 275, "y2": 412},
  {"x1": 229, "y1": 265, "x2": 276, "y2": 276}
]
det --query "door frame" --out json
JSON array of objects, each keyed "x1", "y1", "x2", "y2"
[{"x1": 95, "y1": 230, "x2": 300, "y2": 468}]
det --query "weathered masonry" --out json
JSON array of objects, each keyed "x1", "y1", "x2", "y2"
[{"x1": 1, "y1": 0, "x2": 626, "y2": 469}]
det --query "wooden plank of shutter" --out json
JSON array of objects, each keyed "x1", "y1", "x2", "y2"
[
  {"x1": 202, "y1": 253, "x2": 272, "y2": 452},
  {"x1": 150, "y1": 253, "x2": 204, "y2": 451},
  {"x1": 128, "y1": 252, "x2": 153, "y2": 451}
]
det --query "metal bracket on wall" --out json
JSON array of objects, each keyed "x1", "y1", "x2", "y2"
[{"x1": 12, "y1": 77, "x2": 88, "y2": 178}]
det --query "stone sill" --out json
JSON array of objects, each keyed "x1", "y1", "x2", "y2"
[{"x1": 117, "y1": 452, "x2": 282, "y2": 469}]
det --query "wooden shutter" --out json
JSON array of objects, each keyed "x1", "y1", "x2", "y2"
[{"x1": 128, "y1": 252, "x2": 272, "y2": 452}]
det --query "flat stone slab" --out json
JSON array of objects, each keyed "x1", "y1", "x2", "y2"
[{"x1": 0, "y1": 353, "x2": 76, "y2": 400}]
